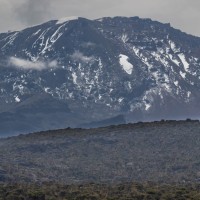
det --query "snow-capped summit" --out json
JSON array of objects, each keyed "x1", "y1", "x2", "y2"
[{"x1": 56, "y1": 16, "x2": 79, "y2": 24}]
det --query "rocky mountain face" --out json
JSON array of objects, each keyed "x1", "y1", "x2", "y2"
[{"x1": 1, "y1": 16, "x2": 200, "y2": 135}]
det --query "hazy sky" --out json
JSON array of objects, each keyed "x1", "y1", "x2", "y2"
[{"x1": 0, "y1": 0, "x2": 200, "y2": 36}]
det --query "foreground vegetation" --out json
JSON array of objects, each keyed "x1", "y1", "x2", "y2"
[
  {"x1": 1, "y1": 120, "x2": 200, "y2": 184},
  {"x1": 1, "y1": 120, "x2": 200, "y2": 199},
  {"x1": 1, "y1": 182, "x2": 200, "y2": 200}
]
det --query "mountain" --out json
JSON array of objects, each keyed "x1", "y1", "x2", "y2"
[
  {"x1": 1, "y1": 16, "x2": 200, "y2": 135},
  {"x1": 1, "y1": 120, "x2": 200, "y2": 183},
  {"x1": 80, "y1": 114, "x2": 126, "y2": 128}
]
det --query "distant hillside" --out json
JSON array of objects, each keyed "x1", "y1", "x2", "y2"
[
  {"x1": 79, "y1": 114, "x2": 126, "y2": 128},
  {"x1": 1, "y1": 120, "x2": 200, "y2": 184}
]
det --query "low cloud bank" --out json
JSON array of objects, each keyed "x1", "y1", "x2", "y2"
[
  {"x1": 71, "y1": 51, "x2": 94, "y2": 63},
  {"x1": 9, "y1": 57, "x2": 58, "y2": 70}
]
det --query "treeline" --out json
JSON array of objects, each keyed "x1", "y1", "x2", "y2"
[{"x1": 1, "y1": 182, "x2": 200, "y2": 200}]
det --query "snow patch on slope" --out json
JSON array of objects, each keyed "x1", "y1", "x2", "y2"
[
  {"x1": 121, "y1": 34, "x2": 129, "y2": 43},
  {"x1": 15, "y1": 96, "x2": 21, "y2": 103},
  {"x1": 178, "y1": 53, "x2": 190, "y2": 72},
  {"x1": 72, "y1": 72, "x2": 78, "y2": 84},
  {"x1": 168, "y1": 54, "x2": 180, "y2": 66},
  {"x1": 180, "y1": 71, "x2": 186, "y2": 79},
  {"x1": 174, "y1": 81, "x2": 179, "y2": 86},
  {"x1": 145, "y1": 103, "x2": 151, "y2": 111},
  {"x1": 1, "y1": 32, "x2": 19, "y2": 49},
  {"x1": 169, "y1": 40, "x2": 180, "y2": 53},
  {"x1": 119, "y1": 54, "x2": 133, "y2": 75}
]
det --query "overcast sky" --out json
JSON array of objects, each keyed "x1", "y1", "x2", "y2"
[{"x1": 0, "y1": 0, "x2": 200, "y2": 36}]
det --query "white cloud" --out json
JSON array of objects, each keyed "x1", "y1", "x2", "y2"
[
  {"x1": 71, "y1": 51, "x2": 94, "y2": 63},
  {"x1": 48, "y1": 60, "x2": 58, "y2": 68},
  {"x1": 9, "y1": 57, "x2": 58, "y2": 70}
]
